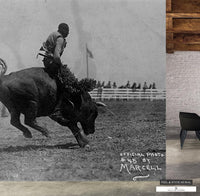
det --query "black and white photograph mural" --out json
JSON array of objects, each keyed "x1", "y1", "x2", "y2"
[{"x1": 0, "y1": 0, "x2": 165, "y2": 181}]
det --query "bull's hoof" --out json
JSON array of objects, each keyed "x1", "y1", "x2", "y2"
[
  {"x1": 84, "y1": 144, "x2": 91, "y2": 151},
  {"x1": 80, "y1": 131, "x2": 89, "y2": 144},
  {"x1": 23, "y1": 132, "x2": 32, "y2": 138},
  {"x1": 78, "y1": 141, "x2": 89, "y2": 148},
  {"x1": 82, "y1": 137, "x2": 89, "y2": 144}
]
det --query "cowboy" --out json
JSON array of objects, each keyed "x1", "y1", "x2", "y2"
[
  {"x1": 39, "y1": 23, "x2": 68, "y2": 75},
  {"x1": 38, "y1": 23, "x2": 79, "y2": 94}
]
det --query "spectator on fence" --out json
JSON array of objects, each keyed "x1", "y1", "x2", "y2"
[
  {"x1": 96, "y1": 81, "x2": 101, "y2": 88},
  {"x1": 136, "y1": 83, "x2": 141, "y2": 89},
  {"x1": 112, "y1": 82, "x2": 117, "y2": 88},
  {"x1": 105, "y1": 81, "x2": 111, "y2": 88},
  {"x1": 131, "y1": 82, "x2": 137, "y2": 92},
  {"x1": 152, "y1": 82, "x2": 156, "y2": 89},
  {"x1": 101, "y1": 81, "x2": 105, "y2": 88},
  {"x1": 131, "y1": 82, "x2": 136, "y2": 89},
  {"x1": 108, "y1": 81, "x2": 111, "y2": 88},
  {"x1": 149, "y1": 84, "x2": 152, "y2": 89},
  {"x1": 143, "y1": 82, "x2": 148, "y2": 92},
  {"x1": 125, "y1": 81, "x2": 131, "y2": 88}
]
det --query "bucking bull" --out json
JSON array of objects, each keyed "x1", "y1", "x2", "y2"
[{"x1": 0, "y1": 62, "x2": 105, "y2": 148}]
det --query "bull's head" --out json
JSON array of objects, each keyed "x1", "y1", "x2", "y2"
[
  {"x1": 79, "y1": 91, "x2": 99, "y2": 135},
  {"x1": 61, "y1": 78, "x2": 105, "y2": 136},
  {"x1": 76, "y1": 78, "x2": 105, "y2": 135}
]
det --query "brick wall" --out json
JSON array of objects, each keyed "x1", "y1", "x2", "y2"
[{"x1": 167, "y1": 51, "x2": 200, "y2": 127}]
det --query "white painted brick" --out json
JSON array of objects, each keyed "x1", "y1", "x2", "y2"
[{"x1": 167, "y1": 51, "x2": 200, "y2": 127}]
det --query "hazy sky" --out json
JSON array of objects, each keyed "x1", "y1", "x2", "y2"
[{"x1": 0, "y1": 0, "x2": 165, "y2": 88}]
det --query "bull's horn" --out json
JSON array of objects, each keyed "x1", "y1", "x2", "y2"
[
  {"x1": 66, "y1": 99, "x2": 74, "y2": 108},
  {"x1": 96, "y1": 102, "x2": 107, "y2": 107},
  {"x1": 0, "y1": 58, "x2": 7, "y2": 76}
]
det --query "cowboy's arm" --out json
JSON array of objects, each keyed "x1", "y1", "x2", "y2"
[{"x1": 53, "y1": 37, "x2": 64, "y2": 65}]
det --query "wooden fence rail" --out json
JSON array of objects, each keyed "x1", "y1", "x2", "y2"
[{"x1": 89, "y1": 88, "x2": 166, "y2": 100}]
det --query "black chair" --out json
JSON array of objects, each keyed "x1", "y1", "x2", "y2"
[{"x1": 179, "y1": 112, "x2": 200, "y2": 149}]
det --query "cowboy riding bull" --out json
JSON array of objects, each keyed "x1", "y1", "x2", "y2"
[{"x1": 0, "y1": 60, "x2": 105, "y2": 148}]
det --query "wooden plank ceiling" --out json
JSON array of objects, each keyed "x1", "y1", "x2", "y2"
[{"x1": 166, "y1": 0, "x2": 200, "y2": 53}]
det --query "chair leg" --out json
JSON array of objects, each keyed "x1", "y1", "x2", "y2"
[
  {"x1": 195, "y1": 131, "x2": 200, "y2": 140},
  {"x1": 180, "y1": 129, "x2": 187, "y2": 149}
]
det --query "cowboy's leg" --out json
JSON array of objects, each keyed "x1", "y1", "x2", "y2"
[
  {"x1": 50, "y1": 95, "x2": 65, "y2": 121},
  {"x1": 58, "y1": 65, "x2": 79, "y2": 94},
  {"x1": 43, "y1": 58, "x2": 60, "y2": 78},
  {"x1": 50, "y1": 94, "x2": 74, "y2": 125}
]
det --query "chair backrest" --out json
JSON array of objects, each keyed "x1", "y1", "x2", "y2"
[{"x1": 179, "y1": 112, "x2": 200, "y2": 130}]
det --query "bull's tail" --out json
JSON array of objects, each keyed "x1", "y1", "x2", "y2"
[{"x1": 0, "y1": 58, "x2": 7, "y2": 76}]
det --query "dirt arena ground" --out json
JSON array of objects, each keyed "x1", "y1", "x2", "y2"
[{"x1": 0, "y1": 100, "x2": 165, "y2": 181}]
